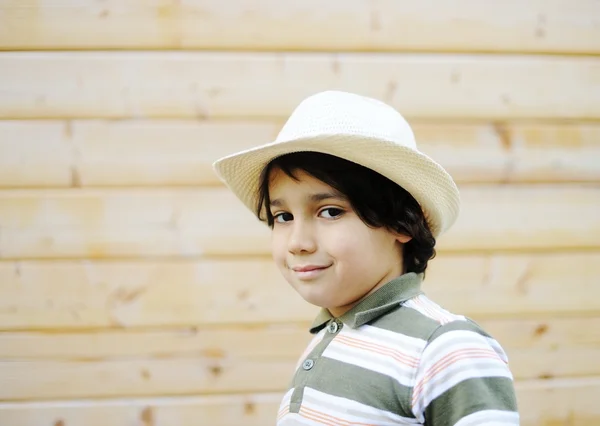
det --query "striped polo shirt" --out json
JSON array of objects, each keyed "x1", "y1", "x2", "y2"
[{"x1": 276, "y1": 272, "x2": 519, "y2": 425}]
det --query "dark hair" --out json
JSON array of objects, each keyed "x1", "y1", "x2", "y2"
[{"x1": 256, "y1": 151, "x2": 436, "y2": 275}]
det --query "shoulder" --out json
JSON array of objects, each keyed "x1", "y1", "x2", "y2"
[
  {"x1": 407, "y1": 296, "x2": 519, "y2": 425},
  {"x1": 404, "y1": 294, "x2": 510, "y2": 365}
]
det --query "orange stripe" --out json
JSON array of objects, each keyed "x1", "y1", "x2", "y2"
[
  {"x1": 413, "y1": 297, "x2": 444, "y2": 323},
  {"x1": 413, "y1": 352, "x2": 501, "y2": 406},
  {"x1": 416, "y1": 348, "x2": 499, "y2": 392},
  {"x1": 422, "y1": 349, "x2": 500, "y2": 385},
  {"x1": 414, "y1": 296, "x2": 449, "y2": 323},
  {"x1": 277, "y1": 407, "x2": 290, "y2": 422},
  {"x1": 412, "y1": 296, "x2": 435, "y2": 318},
  {"x1": 421, "y1": 297, "x2": 455, "y2": 324},
  {"x1": 300, "y1": 405, "x2": 376, "y2": 426},
  {"x1": 336, "y1": 334, "x2": 420, "y2": 363},
  {"x1": 335, "y1": 335, "x2": 420, "y2": 367},
  {"x1": 412, "y1": 349, "x2": 501, "y2": 403},
  {"x1": 299, "y1": 408, "x2": 342, "y2": 426}
]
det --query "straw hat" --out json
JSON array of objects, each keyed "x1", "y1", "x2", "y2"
[{"x1": 212, "y1": 90, "x2": 460, "y2": 238}]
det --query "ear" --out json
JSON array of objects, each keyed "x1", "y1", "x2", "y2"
[{"x1": 394, "y1": 232, "x2": 412, "y2": 244}]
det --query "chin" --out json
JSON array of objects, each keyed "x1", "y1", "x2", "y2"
[
  {"x1": 303, "y1": 292, "x2": 344, "y2": 311},
  {"x1": 294, "y1": 288, "x2": 332, "y2": 309}
]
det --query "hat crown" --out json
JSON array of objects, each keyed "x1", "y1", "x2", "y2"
[{"x1": 276, "y1": 91, "x2": 417, "y2": 149}]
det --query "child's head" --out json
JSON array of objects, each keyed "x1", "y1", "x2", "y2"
[
  {"x1": 256, "y1": 151, "x2": 435, "y2": 316},
  {"x1": 212, "y1": 90, "x2": 460, "y2": 315}
]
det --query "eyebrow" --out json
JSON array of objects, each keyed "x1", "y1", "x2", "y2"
[{"x1": 270, "y1": 192, "x2": 346, "y2": 208}]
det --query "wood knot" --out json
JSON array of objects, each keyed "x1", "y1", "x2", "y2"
[
  {"x1": 140, "y1": 407, "x2": 154, "y2": 426},
  {"x1": 209, "y1": 364, "x2": 223, "y2": 377},
  {"x1": 141, "y1": 368, "x2": 152, "y2": 380},
  {"x1": 244, "y1": 401, "x2": 256, "y2": 415},
  {"x1": 492, "y1": 122, "x2": 512, "y2": 152},
  {"x1": 533, "y1": 323, "x2": 549, "y2": 337},
  {"x1": 70, "y1": 166, "x2": 82, "y2": 188}
]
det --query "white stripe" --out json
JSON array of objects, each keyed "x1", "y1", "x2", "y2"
[
  {"x1": 302, "y1": 387, "x2": 421, "y2": 425},
  {"x1": 277, "y1": 413, "x2": 319, "y2": 426},
  {"x1": 486, "y1": 336, "x2": 510, "y2": 363},
  {"x1": 420, "y1": 330, "x2": 506, "y2": 368},
  {"x1": 454, "y1": 409, "x2": 520, "y2": 426},
  {"x1": 323, "y1": 330, "x2": 419, "y2": 387},
  {"x1": 413, "y1": 363, "x2": 513, "y2": 417},
  {"x1": 413, "y1": 330, "x2": 514, "y2": 416},
  {"x1": 334, "y1": 326, "x2": 425, "y2": 362},
  {"x1": 278, "y1": 387, "x2": 294, "y2": 409},
  {"x1": 415, "y1": 360, "x2": 513, "y2": 411},
  {"x1": 404, "y1": 295, "x2": 465, "y2": 324},
  {"x1": 323, "y1": 343, "x2": 415, "y2": 387},
  {"x1": 356, "y1": 324, "x2": 428, "y2": 354}
]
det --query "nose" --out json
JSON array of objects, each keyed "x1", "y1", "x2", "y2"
[{"x1": 287, "y1": 219, "x2": 317, "y2": 254}]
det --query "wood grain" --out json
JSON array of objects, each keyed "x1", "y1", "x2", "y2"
[
  {"x1": 2, "y1": 317, "x2": 598, "y2": 359},
  {"x1": 1, "y1": 0, "x2": 598, "y2": 54},
  {"x1": 2, "y1": 347, "x2": 599, "y2": 400},
  {"x1": 0, "y1": 186, "x2": 599, "y2": 259},
  {"x1": 0, "y1": 393, "x2": 281, "y2": 426},
  {"x1": 0, "y1": 377, "x2": 599, "y2": 426},
  {"x1": 1, "y1": 254, "x2": 598, "y2": 330},
  {"x1": 1, "y1": 52, "x2": 598, "y2": 120},
  {"x1": 2, "y1": 120, "x2": 599, "y2": 188},
  {"x1": 0, "y1": 316, "x2": 598, "y2": 400}
]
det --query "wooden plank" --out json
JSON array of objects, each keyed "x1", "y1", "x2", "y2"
[
  {"x1": 0, "y1": 186, "x2": 599, "y2": 259},
  {"x1": 0, "y1": 394, "x2": 281, "y2": 426},
  {"x1": 1, "y1": 52, "x2": 599, "y2": 120},
  {"x1": 1, "y1": 0, "x2": 599, "y2": 54},
  {"x1": 0, "y1": 314, "x2": 599, "y2": 398},
  {"x1": 1, "y1": 380, "x2": 599, "y2": 426},
  {"x1": 516, "y1": 378, "x2": 600, "y2": 425},
  {"x1": 1, "y1": 254, "x2": 599, "y2": 330},
  {"x1": 0, "y1": 318, "x2": 598, "y2": 401},
  {"x1": 2, "y1": 317, "x2": 599, "y2": 360},
  {"x1": 1, "y1": 346, "x2": 599, "y2": 401},
  {"x1": 0, "y1": 121, "x2": 73, "y2": 188},
  {"x1": 0, "y1": 325, "x2": 312, "y2": 360},
  {"x1": 2, "y1": 120, "x2": 600, "y2": 188},
  {"x1": 0, "y1": 356, "x2": 297, "y2": 401}
]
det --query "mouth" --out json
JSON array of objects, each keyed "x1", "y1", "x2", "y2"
[{"x1": 289, "y1": 264, "x2": 331, "y2": 280}]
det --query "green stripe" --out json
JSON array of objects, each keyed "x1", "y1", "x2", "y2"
[
  {"x1": 424, "y1": 376, "x2": 518, "y2": 426},
  {"x1": 428, "y1": 317, "x2": 495, "y2": 341},
  {"x1": 370, "y1": 304, "x2": 441, "y2": 339},
  {"x1": 308, "y1": 356, "x2": 415, "y2": 417},
  {"x1": 289, "y1": 386, "x2": 305, "y2": 413}
]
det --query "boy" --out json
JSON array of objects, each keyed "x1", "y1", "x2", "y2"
[{"x1": 213, "y1": 91, "x2": 519, "y2": 425}]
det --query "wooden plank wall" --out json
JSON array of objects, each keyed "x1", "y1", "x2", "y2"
[{"x1": 1, "y1": 1, "x2": 600, "y2": 425}]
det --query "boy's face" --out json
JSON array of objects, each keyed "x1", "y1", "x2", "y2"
[{"x1": 268, "y1": 167, "x2": 411, "y2": 317}]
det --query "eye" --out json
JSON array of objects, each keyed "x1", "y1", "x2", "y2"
[
  {"x1": 273, "y1": 212, "x2": 293, "y2": 223},
  {"x1": 319, "y1": 208, "x2": 344, "y2": 219}
]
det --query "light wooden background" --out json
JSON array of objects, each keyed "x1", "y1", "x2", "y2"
[{"x1": 1, "y1": 1, "x2": 600, "y2": 425}]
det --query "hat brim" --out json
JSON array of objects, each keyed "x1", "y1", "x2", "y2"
[{"x1": 212, "y1": 133, "x2": 460, "y2": 238}]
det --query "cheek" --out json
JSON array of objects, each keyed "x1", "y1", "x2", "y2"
[
  {"x1": 324, "y1": 224, "x2": 374, "y2": 260},
  {"x1": 326, "y1": 225, "x2": 391, "y2": 267},
  {"x1": 270, "y1": 230, "x2": 287, "y2": 263}
]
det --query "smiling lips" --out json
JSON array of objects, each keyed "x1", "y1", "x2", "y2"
[{"x1": 290, "y1": 264, "x2": 331, "y2": 280}]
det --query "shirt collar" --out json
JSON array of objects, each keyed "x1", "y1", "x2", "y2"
[{"x1": 309, "y1": 272, "x2": 424, "y2": 334}]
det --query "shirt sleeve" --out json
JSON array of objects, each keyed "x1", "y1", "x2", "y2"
[{"x1": 411, "y1": 319, "x2": 520, "y2": 426}]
